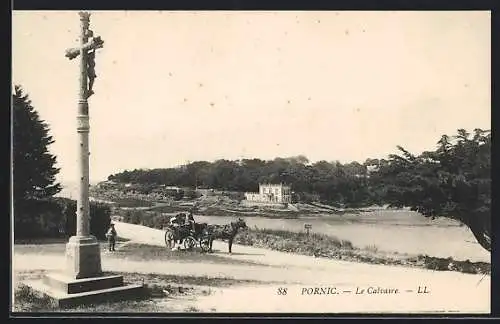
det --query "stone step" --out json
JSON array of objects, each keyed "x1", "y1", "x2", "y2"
[
  {"x1": 25, "y1": 280, "x2": 145, "y2": 308},
  {"x1": 43, "y1": 273, "x2": 124, "y2": 294}
]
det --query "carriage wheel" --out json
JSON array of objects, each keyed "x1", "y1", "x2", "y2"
[
  {"x1": 183, "y1": 236, "x2": 197, "y2": 251},
  {"x1": 165, "y1": 230, "x2": 175, "y2": 249},
  {"x1": 200, "y1": 237, "x2": 211, "y2": 253}
]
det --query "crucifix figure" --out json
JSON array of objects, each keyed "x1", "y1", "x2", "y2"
[
  {"x1": 65, "y1": 13, "x2": 104, "y2": 99},
  {"x1": 86, "y1": 48, "x2": 97, "y2": 97}
]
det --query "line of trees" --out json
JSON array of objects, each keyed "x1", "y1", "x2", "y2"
[{"x1": 108, "y1": 156, "x2": 376, "y2": 207}]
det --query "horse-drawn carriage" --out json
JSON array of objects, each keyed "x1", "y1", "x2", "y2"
[
  {"x1": 163, "y1": 213, "x2": 248, "y2": 254},
  {"x1": 163, "y1": 221, "x2": 211, "y2": 252}
]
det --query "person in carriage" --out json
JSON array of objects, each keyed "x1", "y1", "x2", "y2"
[
  {"x1": 185, "y1": 211, "x2": 196, "y2": 233},
  {"x1": 169, "y1": 213, "x2": 182, "y2": 227},
  {"x1": 168, "y1": 213, "x2": 185, "y2": 250}
]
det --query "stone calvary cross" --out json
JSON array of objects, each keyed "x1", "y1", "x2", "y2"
[
  {"x1": 34, "y1": 12, "x2": 142, "y2": 307},
  {"x1": 63, "y1": 11, "x2": 105, "y2": 279}
]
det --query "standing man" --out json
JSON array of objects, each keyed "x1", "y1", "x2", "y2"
[
  {"x1": 169, "y1": 213, "x2": 183, "y2": 250},
  {"x1": 106, "y1": 223, "x2": 117, "y2": 252}
]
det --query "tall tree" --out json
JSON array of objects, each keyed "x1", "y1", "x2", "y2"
[
  {"x1": 374, "y1": 129, "x2": 491, "y2": 252},
  {"x1": 13, "y1": 85, "x2": 61, "y2": 207}
]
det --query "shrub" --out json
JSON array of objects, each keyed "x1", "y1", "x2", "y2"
[
  {"x1": 233, "y1": 228, "x2": 353, "y2": 256},
  {"x1": 130, "y1": 212, "x2": 142, "y2": 225},
  {"x1": 55, "y1": 198, "x2": 111, "y2": 239},
  {"x1": 141, "y1": 212, "x2": 167, "y2": 229},
  {"x1": 341, "y1": 240, "x2": 354, "y2": 250},
  {"x1": 14, "y1": 197, "x2": 111, "y2": 240},
  {"x1": 90, "y1": 202, "x2": 112, "y2": 239},
  {"x1": 423, "y1": 256, "x2": 452, "y2": 271},
  {"x1": 14, "y1": 199, "x2": 62, "y2": 238},
  {"x1": 183, "y1": 188, "x2": 199, "y2": 199}
]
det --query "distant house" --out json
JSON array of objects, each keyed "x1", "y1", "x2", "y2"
[
  {"x1": 244, "y1": 183, "x2": 292, "y2": 204},
  {"x1": 365, "y1": 165, "x2": 379, "y2": 178},
  {"x1": 96, "y1": 180, "x2": 118, "y2": 189},
  {"x1": 196, "y1": 188, "x2": 215, "y2": 196},
  {"x1": 164, "y1": 186, "x2": 182, "y2": 192}
]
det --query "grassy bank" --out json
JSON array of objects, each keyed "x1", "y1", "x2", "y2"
[
  {"x1": 109, "y1": 243, "x2": 269, "y2": 267},
  {"x1": 234, "y1": 228, "x2": 491, "y2": 275}
]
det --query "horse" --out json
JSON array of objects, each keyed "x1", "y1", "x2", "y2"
[
  {"x1": 194, "y1": 222, "x2": 209, "y2": 235},
  {"x1": 205, "y1": 218, "x2": 248, "y2": 254}
]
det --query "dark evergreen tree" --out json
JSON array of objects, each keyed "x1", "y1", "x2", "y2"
[{"x1": 13, "y1": 85, "x2": 61, "y2": 208}]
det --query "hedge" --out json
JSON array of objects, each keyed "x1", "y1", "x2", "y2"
[{"x1": 14, "y1": 197, "x2": 111, "y2": 240}]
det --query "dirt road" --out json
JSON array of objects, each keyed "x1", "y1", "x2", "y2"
[{"x1": 13, "y1": 221, "x2": 490, "y2": 313}]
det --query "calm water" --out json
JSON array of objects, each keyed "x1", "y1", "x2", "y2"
[{"x1": 191, "y1": 212, "x2": 490, "y2": 263}]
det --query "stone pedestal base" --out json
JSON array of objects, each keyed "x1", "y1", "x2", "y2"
[
  {"x1": 44, "y1": 273, "x2": 124, "y2": 294},
  {"x1": 23, "y1": 235, "x2": 145, "y2": 308},
  {"x1": 26, "y1": 276, "x2": 144, "y2": 308},
  {"x1": 65, "y1": 235, "x2": 102, "y2": 279}
]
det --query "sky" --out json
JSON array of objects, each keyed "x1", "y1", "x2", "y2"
[{"x1": 12, "y1": 11, "x2": 491, "y2": 184}]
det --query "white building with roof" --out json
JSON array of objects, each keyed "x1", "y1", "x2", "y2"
[{"x1": 244, "y1": 183, "x2": 292, "y2": 204}]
